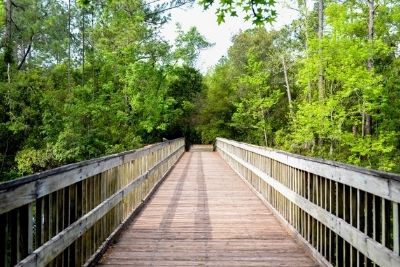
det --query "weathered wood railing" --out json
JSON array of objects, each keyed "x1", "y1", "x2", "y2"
[
  {"x1": 0, "y1": 138, "x2": 185, "y2": 267},
  {"x1": 216, "y1": 138, "x2": 400, "y2": 267}
]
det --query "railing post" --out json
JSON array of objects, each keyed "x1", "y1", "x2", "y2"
[
  {"x1": 0, "y1": 138, "x2": 185, "y2": 267},
  {"x1": 215, "y1": 137, "x2": 400, "y2": 267},
  {"x1": 394, "y1": 203, "x2": 399, "y2": 254}
]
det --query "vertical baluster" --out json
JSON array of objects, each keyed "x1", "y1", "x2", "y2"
[
  {"x1": 356, "y1": 189, "x2": 361, "y2": 267},
  {"x1": 43, "y1": 195, "x2": 50, "y2": 244},
  {"x1": 10, "y1": 209, "x2": 18, "y2": 266},
  {"x1": 323, "y1": 178, "x2": 327, "y2": 258},
  {"x1": 343, "y1": 185, "x2": 347, "y2": 267},
  {"x1": 0, "y1": 212, "x2": 7, "y2": 266},
  {"x1": 350, "y1": 187, "x2": 357, "y2": 266},
  {"x1": 307, "y1": 173, "x2": 311, "y2": 243},
  {"x1": 335, "y1": 182, "x2": 339, "y2": 266},
  {"x1": 26, "y1": 204, "x2": 33, "y2": 255},
  {"x1": 76, "y1": 181, "x2": 83, "y2": 266},
  {"x1": 365, "y1": 192, "x2": 370, "y2": 266},
  {"x1": 373, "y1": 195, "x2": 376, "y2": 244},
  {"x1": 35, "y1": 197, "x2": 43, "y2": 249},
  {"x1": 394, "y1": 202, "x2": 399, "y2": 255},
  {"x1": 87, "y1": 177, "x2": 92, "y2": 263},
  {"x1": 329, "y1": 180, "x2": 333, "y2": 263},
  {"x1": 18, "y1": 204, "x2": 32, "y2": 261},
  {"x1": 57, "y1": 189, "x2": 64, "y2": 266},
  {"x1": 10, "y1": 204, "x2": 31, "y2": 265},
  {"x1": 92, "y1": 176, "x2": 97, "y2": 253},
  {"x1": 68, "y1": 184, "x2": 76, "y2": 267},
  {"x1": 381, "y1": 198, "x2": 386, "y2": 248},
  {"x1": 49, "y1": 192, "x2": 57, "y2": 267},
  {"x1": 316, "y1": 176, "x2": 320, "y2": 251}
]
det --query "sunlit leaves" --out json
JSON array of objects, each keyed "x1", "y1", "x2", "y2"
[
  {"x1": 201, "y1": 0, "x2": 400, "y2": 172},
  {"x1": 199, "y1": 0, "x2": 277, "y2": 25},
  {"x1": 0, "y1": 1, "x2": 5, "y2": 27},
  {"x1": 0, "y1": 0, "x2": 210, "y2": 179},
  {"x1": 173, "y1": 24, "x2": 213, "y2": 66}
]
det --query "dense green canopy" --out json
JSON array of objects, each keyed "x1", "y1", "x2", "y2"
[
  {"x1": 0, "y1": 0, "x2": 207, "y2": 180},
  {"x1": 1, "y1": 0, "x2": 400, "y2": 180},
  {"x1": 199, "y1": 0, "x2": 400, "y2": 172}
]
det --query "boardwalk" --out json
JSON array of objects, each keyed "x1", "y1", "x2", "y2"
[{"x1": 97, "y1": 148, "x2": 318, "y2": 266}]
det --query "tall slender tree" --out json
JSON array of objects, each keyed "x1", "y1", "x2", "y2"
[
  {"x1": 364, "y1": 0, "x2": 375, "y2": 136},
  {"x1": 318, "y1": 0, "x2": 324, "y2": 100}
]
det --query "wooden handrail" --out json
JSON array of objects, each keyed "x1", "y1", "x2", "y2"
[
  {"x1": 0, "y1": 138, "x2": 185, "y2": 267},
  {"x1": 216, "y1": 137, "x2": 400, "y2": 267}
]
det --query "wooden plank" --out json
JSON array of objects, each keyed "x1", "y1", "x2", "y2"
[
  {"x1": 43, "y1": 195, "x2": 50, "y2": 243},
  {"x1": 85, "y1": 148, "x2": 185, "y2": 267},
  {"x1": 0, "y1": 139, "x2": 185, "y2": 214},
  {"x1": 16, "y1": 143, "x2": 184, "y2": 267},
  {"x1": 394, "y1": 202, "x2": 399, "y2": 254},
  {"x1": 76, "y1": 181, "x2": 83, "y2": 266},
  {"x1": 68, "y1": 184, "x2": 76, "y2": 267},
  {"x1": 16, "y1": 179, "x2": 136, "y2": 266},
  {"x1": 10, "y1": 208, "x2": 19, "y2": 265},
  {"x1": 35, "y1": 198, "x2": 43, "y2": 248},
  {"x1": 218, "y1": 145, "x2": 400, "y2": 267},
  {"x1": 381, "y1": 198, "x2": 386, "y2": 246},
  {"x1": 216, "y1": 138, "x2": 400, "y2": 203},
  {"x1": 56, "y1": 189, "x2": 64, "y2": 266},
  {"x1": 0, "y1": 213, "x2": 7, "y2": 266},
  {"x1": 20, "y1": 204, "x2": 33, "y2": 256},
  {"x1": 97, "y1": 151, "x2": 317, "y2": 267}
]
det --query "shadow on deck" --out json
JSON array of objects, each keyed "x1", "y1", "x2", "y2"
[{"x1": 97, "y1": 149, "x2": 318, "y2": 266}]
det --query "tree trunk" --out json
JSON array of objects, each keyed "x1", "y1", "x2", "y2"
[
  {"x1": 68, "y1": 0, "x2": 71, "y2": 92},
  {"x1": 318, "y1": 0, "x2": 325, "y2": 100},
  {"x1": 365, "y1": 114, "x2": 372, "y2": 135},
  {"x1": 300, "y1": 0, "x2": 312, "y2": 102},
  {"x1": 367, "y1": 0, "x2": 374, "y2": 70},
  {"x1": 352, "y1": 125, "x2": 357, "y2": 136},
  {"x1": 7, "y1": 63, "x2": 11, "y2": 83},
  {"x1": 91, "y1": 7, "x2": 96, "y2": 98},
  {"x1": 17, "y1": 34, "x2": 33, "y2": 70},
  {"x1": 263, "y1": 126, "x2": 268, "y2": 147},
  {"x1": 5, "y1": 0, "x2": 12, "y2": 46},
  {"x1": 5, "y1": 0, "x2": 12, "y2": 83},
  {"x1": 364, "y1": 0, "x2": 374, "y2": 136},
  {"x1": 282, "y1": 56, "x2": 293, "y2": 116},
  {"x1": 82, "y1": 8, "x2": 85, "y2": 87},
  {"x1": 362, "y1": 109, "x2": 365, "y2": 137}
]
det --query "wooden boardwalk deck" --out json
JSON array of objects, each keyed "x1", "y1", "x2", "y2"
[{"x1": 97, "y1": 148, "x2": 318, "y2": 266}]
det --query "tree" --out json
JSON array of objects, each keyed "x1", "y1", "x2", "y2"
[
  {"x1": 173, "y1": 24, "x2": 212, "y2": 67},
  {"x1": 198, "y1": 59, "x2": 237, "y2": 143},
  {"x1": 231, "y1": 50, "x2": 283, "y2": 146},
  {"x1": 200, "y1": 0, "x2": 400, "y2": 172},
  {"x1": 198, "y1": 0, "x2": 277, "y2": 25},
  {"x1": 0, "y1": 0, "x2": 212, "y2": 179}
]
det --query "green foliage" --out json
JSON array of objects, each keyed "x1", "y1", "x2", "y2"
[
  {"x1": 0, "y1": 0, "x2": 208, "y2": 180},
  {"x1": 200, "y1": 28, "x2": 292, "y2": 145},
  {"x1": 2, "y1": 0, "x2": 400, "y2": 181},
  {"x1": 198, "y1": 0, "x2": 277, "y2": 25},
  {"x1": 198, "y1": 60, "x2": 236, "y2": 143},
  {"x1": 173, "y1": 24, "x2": 213, "y2": 66},
  {"x1": 201, "y1": 1, "x2": 400, "y2": 173},
  {"x1": 231, "y1": 50, "x2": 283, "y2": 145},
  {"x1": 0, "y1": 2, "x2": 4, "y2": 27},
  {"x1": 284, "y1": 0, "x2": 399, "y2": 171},
  {"x1": 15, "y1": 148, "x2": 52, "y2": 175}
]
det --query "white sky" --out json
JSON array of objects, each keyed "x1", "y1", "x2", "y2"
[{"x1": 160, "y1": 1, "x2": 299, "y2": 73}]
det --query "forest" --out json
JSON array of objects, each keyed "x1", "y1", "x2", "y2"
[{"x1": 1, "y1": 0, "x2": 400, "y2": 181}]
